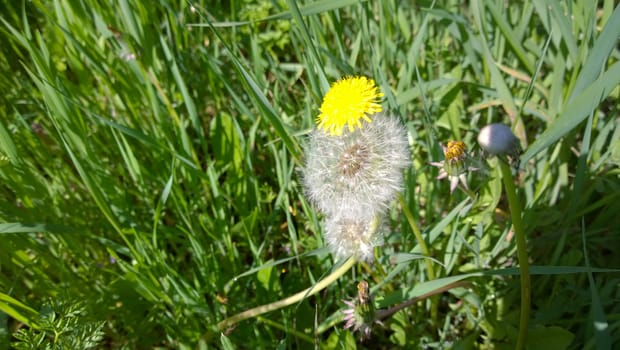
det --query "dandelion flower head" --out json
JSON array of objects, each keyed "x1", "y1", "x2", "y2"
[
  {"x1": 303, "y1": 114, "x2": 409, "y2": 220},
  {"x1": 444, "y1": 141, "x2": 467, "y2": 162},
  {"x1": 430, "y1": 140, "x2": 477, "y2": 193},
  {"x1": 317, "y1": 76, "x2": 383, "y2": 136}
]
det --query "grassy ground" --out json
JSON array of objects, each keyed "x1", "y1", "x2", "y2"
[{"x1": 1, "y1": 0, "x2": 619, "y2": 348}]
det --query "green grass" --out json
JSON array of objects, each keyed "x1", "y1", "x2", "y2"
[{"x1": 1, "y1": 0, "x2": 619, "y2": 348}]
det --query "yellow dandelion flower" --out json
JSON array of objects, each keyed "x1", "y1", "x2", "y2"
[
  {"x1": 430, "y1": 141, "x2": 479, "y2": 193},
  {"x1": 317, "y1": 76, "x2": 383, "y2": 136},
  {"x1": 444, "y1": 141, "x2": 467, "y2": 161}
]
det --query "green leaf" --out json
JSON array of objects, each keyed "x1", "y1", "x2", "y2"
[
  {"x1": 376, "y1": 265, "x2": 620, "y2": 308},
  {"x1": 210, "y1": 112, "x2": 243, "y2": 171},
  {"x1": 569, "y1": 4, "x2": 620, "y2": 101},
  {"x1": 0, "y1": 121, "x2": 18, "y2": 165},
  {"x1": 0, "y1": 223, "x2": 81, "y2": 234},
  {"x1": 256, "y1": 260, "x2": 275, "y2": 292},
  {"x1": 0, "y1": 293, "x2": 38, "y2": 329},
  {"x1": 583, "y1": 225, "x2": 612, "y2": 350},
  {"x1": 521, "y1": 61, "x2": 620, "y2": 163},
  {"x1": 197, "y1": 0, "x2": 366, "y2": 28},
  {"x1": 220, "y1": 333, "x2": 237, "y2": 350},
  {"x1": 527, "y1": 326, "x2": 574, "y2": 350},
  {"x1": 323, "y1": 329, "x2": 356, "y2": 349}
]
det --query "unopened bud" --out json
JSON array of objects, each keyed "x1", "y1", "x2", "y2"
[{"x1": 477, "y1": 123, "x2": 521, "y2": 157}]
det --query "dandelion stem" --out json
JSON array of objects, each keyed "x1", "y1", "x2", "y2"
[
  {"x1": 255, "y1": 316, "x2": 315, "y2": 344},
  {"x1": 375, "y1": 281, "x2": 471, "y2": 321},
  {"x1": 498, "y1": 160, "x2": 530, "y2": 350},
  {"x1": 397, "y1": 194, "x2": 438, "y2": 322},
  {"x1": 217, "y1": 256, "x2": 356, "y2": 331},
  {"x1": 458, "y1": 183, "x2": 477, "y2": 200}
]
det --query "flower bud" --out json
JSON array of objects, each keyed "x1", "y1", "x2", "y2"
[
  {"x1": 477, "y1": 123, "x2": 521, "y2": 156},
  {"x1": 430, "y1": 140, "x2": 478, "y2": 193},
  {"x1": 343, "y1": 280, "x2": 377, "y2": 340}
]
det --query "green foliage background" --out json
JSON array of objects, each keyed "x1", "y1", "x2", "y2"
[{"x1": 0, "y1": 0, "x2": 619, "y2": 348}]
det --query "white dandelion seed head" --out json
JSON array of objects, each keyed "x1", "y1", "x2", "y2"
[
  {"x1": 324, "y1": 216, "x2": 382, "y2": 262},
  {"x1": 477, "y1": 123, "x2": 521, "y2": 156},
  {"x1": 302, "y1": 113, "x2": 410, "y2": 220}
]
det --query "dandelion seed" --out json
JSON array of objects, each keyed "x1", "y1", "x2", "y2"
[
  {"x1": 317, "y1": 76, "x2": 383, "y2": 136},
  {"x1": 304, "y1": 76, "x2": 408, "y2": 260},
  {"x1": 324, "y1": 216, "x2": 380, "y2": 262},
  {"x1": 303, "y1": 114, "x2": 409, "y2": 220}
]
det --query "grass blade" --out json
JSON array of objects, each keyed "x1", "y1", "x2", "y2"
[{"x1": 521, "y1": 61, "x2": 620, "y2": 163}]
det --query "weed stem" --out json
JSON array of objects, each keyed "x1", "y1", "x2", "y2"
[
  {"x1": 217, "y1": 256, "x2": 356, "y2": 331},
  {"x1": 498, "y1": 160, "x2": 530, "y2": 350},
  {"x1": 397, "y1": 194, "x2": 438, "y2": 322}
]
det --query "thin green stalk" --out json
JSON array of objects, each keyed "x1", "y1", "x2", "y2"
[
  {"x1": 217, "y1": 257, "x2": 356, "y2": 331},
  {"x1": 459, "y1": 182, "x2": 477, "y2": 200},
  {"x1": 498, "y1": 160, "x2": 530, "y2": 350},
  {"x1": 397, "y1": 194, "x2": 438, "y2": 322},
  {"x1": 376, "y1": 281, "x2": 471, "y2": 322},
  {"x1": 397, "y1": 194, "x2": 434, "y2": 280},
  {"x1": 255, "y1": 316, "x2": 315, "y2": 344}
]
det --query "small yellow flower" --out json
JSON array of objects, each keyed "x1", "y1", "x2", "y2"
[
  {"x1": 317, "y1": 76, "x2": 383, "y2": 136},
  {"x1": 430, "y1": 141, "x2": 478, "y2": 193},
  {"x1": 444, "y1": 141, "x2": 467, "y2": 162}
]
